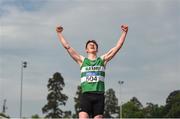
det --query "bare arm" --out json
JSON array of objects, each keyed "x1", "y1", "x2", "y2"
[
  {"x1": 56, "y1": 26, "x2": 84, "y2": 65},
  {"x1": 102, "y1": 24, "x2": 128, "y2": 65}
]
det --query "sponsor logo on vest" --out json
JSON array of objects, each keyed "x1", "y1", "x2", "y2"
[{"x1": 85, "y1": 66, "x2": 102, "y2": 71}]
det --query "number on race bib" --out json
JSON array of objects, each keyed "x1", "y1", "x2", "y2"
[{"x1": 86, "y1": 76, "x2": 98, "y2": 82}]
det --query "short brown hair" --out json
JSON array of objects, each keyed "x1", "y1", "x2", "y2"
[{"x1": 85, "y1": 40, "x2": 98, "y2": 49}]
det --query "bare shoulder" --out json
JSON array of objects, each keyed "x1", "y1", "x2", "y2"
[
  {"x1": 80, "y1": 55, "x2": 85, "y2": 61},
  {"x1": 79, "y1": 55, "x2": 85, "y2": 66},
  {"x1": 100, "y1": 55, "x2": 105, "y2": 61},
  {"x1": 100, "y1": 55, "x2": 107, "y2": 66}
]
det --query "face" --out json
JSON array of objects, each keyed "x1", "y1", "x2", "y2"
[{"x1": 86, "y1": 42, "x2": 98, "y2": 53}]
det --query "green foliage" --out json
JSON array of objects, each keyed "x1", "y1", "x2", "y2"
[
  {"x1": 130, "y1": 97, "x2": 143, "y2": 109},
  {"x1": 73, "y1": 85, "x2": 82, "y2": 118},
  {"x1": 164, "y1": 90, "x2": 180, "y2": 117},
  {"x1": 42, "y1": 72, "x2": 68, "y2": 118},
  {"x1": 63, "y1": 111, "x2": 72, "y2": 118},
  {"x1": 122, "y1": 90, "x2": 180, "y2": 118},
  {"x1": 122, "y1": 97, "x2": 144, "y2": 118},
  {"x1": 31, "y1": 114, "x2": 39, "y2": 118},
  {"x1": 72, "y1": 88, "x2": 180, "y2": 118},
  {"x1": 143, "y1": 103, "x2": 164, "y2": 118},
  {"x1": 104, "y1": 88, "x2": 119, "y2": 118}
]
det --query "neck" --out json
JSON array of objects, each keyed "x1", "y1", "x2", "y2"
[{"x1": 87, "y1": 53, "x2": 97, "y2": 60}]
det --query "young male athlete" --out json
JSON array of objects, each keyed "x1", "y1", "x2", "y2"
[{"x1": 56, "y1": 24, "x2": 128, "y2": 119}]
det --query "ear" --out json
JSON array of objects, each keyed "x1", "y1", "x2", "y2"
[
  {"x1": 95, "y1": 47, "x2": 98, "y2": 53},
  {"x1": 96, "y1": 49, "x2": 98, "y2": 53},
  {"x1": 86, "y1": 49, "x2": 88, "y2": 53}
]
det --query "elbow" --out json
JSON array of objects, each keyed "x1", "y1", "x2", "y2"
[
  {"x1": 63, "y1": 44, "x2": 70, "y2": 49},
  {"x1": 64, "y1": 45, "x2": 70, "y2": 50}
]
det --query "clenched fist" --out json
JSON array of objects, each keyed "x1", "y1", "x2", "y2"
[
  {"x1": 121, "y1": 24, "x2": 128, "y2": 32},
  {"x1": 56, "y1": 26, "x2": 63, "y2": 33}
]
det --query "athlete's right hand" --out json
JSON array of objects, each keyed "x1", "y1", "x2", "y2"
[{"x1": 56, "y1": 26, "x2": 63, "y2": 33}]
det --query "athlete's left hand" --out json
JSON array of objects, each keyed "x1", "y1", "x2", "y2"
[{"x1": 121, "y1": 24, "x2": 128, "y2": 32}]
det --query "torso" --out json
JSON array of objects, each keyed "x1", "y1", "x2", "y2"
[{"x1": 80, "y1": 57, "x2": 106, "y2": 93}]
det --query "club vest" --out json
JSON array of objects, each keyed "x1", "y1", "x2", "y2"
[{"x1": 80, "y1": 57, "x2": 105, "y2": 93}]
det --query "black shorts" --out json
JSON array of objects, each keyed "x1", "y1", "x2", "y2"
[{"x1": 80, "y1": 92, "x2": 105, "y2": 117}]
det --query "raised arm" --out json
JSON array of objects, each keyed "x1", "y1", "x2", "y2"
[
  {"x1": 56, "y1": 26, "x2": 84, "y2": 65},
  {"x1": 102, "y1": 24, "x2": 128, "y2": 65}
]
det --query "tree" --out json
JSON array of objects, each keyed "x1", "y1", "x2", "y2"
[
  {"x1": 164, "y1": 90, "x2": 180, "y2": 117},
  {"x1": 104, "y1": 88, "x2": 119, "y2": 118},
  {"x1": 143, "y1": 103, "x2": 164, "y2": 118},
  {"x1": 122, "y1": 97, "x2": 144, "y2": 118},
  {"x1": 42, "y1": 72, "x2": 68, "y2": 118},
  {"x1": 63, "y1": 111, "x2": 72, "y2": 118},
  {"x1": 73, "y1": 85, "x2": 82, "y2": 118},
  {"x1": 31, "y1": 114, "x2": 39, "y2": 118},
  {"x1": 130, "y1": 97, "x2": 143, "y2": 109}
]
